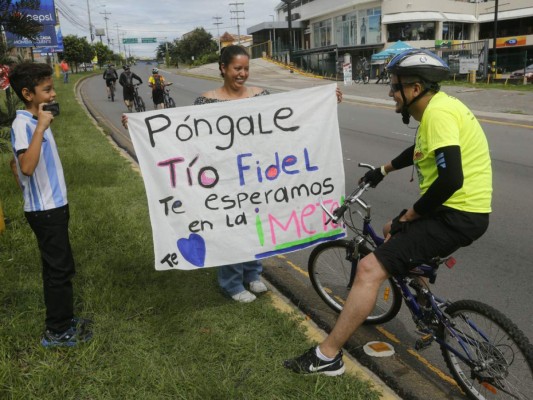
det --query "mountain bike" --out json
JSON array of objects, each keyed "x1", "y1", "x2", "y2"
[
  {"x1": 109, "y1": 81, "x2": 116, "y2": 102},
  {"x1": 132, "y1": 84, "x2": 146, "y2": 112},
  {"x1": 309, "y1": 163, "x2": 533, "y2": 400},
  {"x1": 163, "y1": 82, "x2": 176, "y2": 108}
]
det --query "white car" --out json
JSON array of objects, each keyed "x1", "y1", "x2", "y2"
[{"x1": 510, "y1": 64, "x2": 533, "y2": 82}]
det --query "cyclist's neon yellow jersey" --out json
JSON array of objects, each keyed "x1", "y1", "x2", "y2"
[{"x1": 414, "y1": 91, "x2": 492, "y2": 213}]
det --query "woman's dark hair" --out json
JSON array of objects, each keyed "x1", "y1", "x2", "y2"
[
  {"x1": 8, "y1": 62, "x2": 53, "y2": 104},
  {"x1": 219, "y1": 45, "x2": 249, "y2": 77}
]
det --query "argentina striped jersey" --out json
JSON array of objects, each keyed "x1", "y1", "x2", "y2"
[{"x1": 11, "y1": 110, "x2": 68, "y2": 212}]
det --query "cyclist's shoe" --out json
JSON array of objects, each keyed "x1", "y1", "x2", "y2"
[
  {"x1": 41, "y1": 325, "x2": 93, "y2": 348},
  {"x1": 248, "y1": 280, "x2": 268, "y2": 294},
  {"x1": 231, "y1": 290, "x2": 256, "y2": 303},
  {"x1": 284, "y1": 347, "x2": 345, "y2": 376},
  {"x1": 108, "y1": 95, "x2": 110, "y2": 99}
]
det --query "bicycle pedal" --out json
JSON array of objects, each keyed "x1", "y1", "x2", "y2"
[{"x1": 415, "y1": 334, "x2": 434, "y2": 350}]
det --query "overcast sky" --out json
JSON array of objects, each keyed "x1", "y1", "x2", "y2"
[{"x1": 56, "y1": 0, "x2": 281, "y2": 58}]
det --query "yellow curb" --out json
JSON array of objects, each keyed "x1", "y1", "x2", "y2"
[{"x1": 267, "y1": 288, "x2": 402, "y2": 400}]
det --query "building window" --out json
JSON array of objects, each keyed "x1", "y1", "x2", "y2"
[
  {"x1": 443, "y1": 22, "x2": 470, "y2": 40},
  {"x1": 313, "y1": 19, "x2": 332, "y2": 47},
  {"x1": 366, "y1": 8, "x2": 382, "y2": 44},
  {"x1": 334, "y1": 13, "x2": 357, "y2": 47},
  {"x1": 387, "y1": 21, "x2": 435, "y2": 42}
]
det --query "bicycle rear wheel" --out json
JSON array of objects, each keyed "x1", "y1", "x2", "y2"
[
  {"x1": 110, "y1": 85, "x2": 115, "y2": 102},
  {"x1": 308, "y1": 239, "x2": 401, "y2": 324},
  {"x1": 440, "y1": 300, "x2": 533, "y2": 400}
]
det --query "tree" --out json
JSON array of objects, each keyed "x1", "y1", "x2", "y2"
[
  {"x1": 92, "y1": 42, "x2": 114, "y2": 68},
  {"x1": 62, "y1": 35, "x2": 94, "y2": 72},
  {"x1": 175, "y1": 28, "x2": 217, "y2": 65},
  {"x1": 0, "y1": 0, "x2": 42, "y2": 41}
]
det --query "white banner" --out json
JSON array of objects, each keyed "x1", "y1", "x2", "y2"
[{"x1": 128, "y1": 84, "x2": 345, "y2": 270}]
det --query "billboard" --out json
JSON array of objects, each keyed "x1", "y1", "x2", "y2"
[{"x1": 13, "y1": 0, "x2": 56, "y2": 25}]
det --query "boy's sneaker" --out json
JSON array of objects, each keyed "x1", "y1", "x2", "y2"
[
  {"x1": 249, "y1": 280, "x2": 268, "y2": 294},
  {"x1": 41, "y1": 325, "x2": 93, "y2": 348},
  {"x1": 71, "y1": 317, "x2": 93, "y2": 333},
  {"x1": 231, "y1": 290, "x2": 256, "y2": 303},
  {"x1": 284, "y1": 347, "x2": 345, "y2": 376}
]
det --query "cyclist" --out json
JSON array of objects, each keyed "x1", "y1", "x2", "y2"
[
  {"x1": 148, "y1": 68, "x2": 166, "y2": 109},
  {"x1": 284, "y1": 48, "x2": 492, "y2": 376},
  {"x1": 118, "y1": 65, "x2": 142, "y2": 112},
  {"x1": 103, "y1": 64, "x2": 118, "y2": 100}
]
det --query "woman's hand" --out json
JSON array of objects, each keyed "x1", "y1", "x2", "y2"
[
  {"x1": 336, "y1": 87, "x2": 343, "y2": 103},
  {"x1": 121, "y1": 114, "x2": 128, "y2": 129}
]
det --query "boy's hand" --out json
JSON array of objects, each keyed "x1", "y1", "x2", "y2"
[{"x1": 37, "y1": 103, "x2": 54, "y2": 130}]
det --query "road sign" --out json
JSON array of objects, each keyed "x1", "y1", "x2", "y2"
[
  {"x1": 123, "y1": 38, "x2": 138, "y2": 44},
  {"x1": 141, "y1": 38, "x2": 157, "y2": 43}
]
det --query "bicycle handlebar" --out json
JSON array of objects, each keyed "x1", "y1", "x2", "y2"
[{"x1": 321, "y1": 163, "x2": 375, "y2": 225}]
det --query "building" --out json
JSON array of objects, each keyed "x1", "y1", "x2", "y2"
[{"x1": 248, "y1": 0, "x2": 533, "y2": 79}]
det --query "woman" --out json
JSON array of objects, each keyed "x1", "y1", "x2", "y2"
[{"x1": 193, "y1": 45, "x2": 270, "y2": 303}]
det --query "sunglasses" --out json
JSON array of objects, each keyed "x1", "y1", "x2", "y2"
[{"x1": 389, "y1": 82, "x2": 418, "y2": 92}]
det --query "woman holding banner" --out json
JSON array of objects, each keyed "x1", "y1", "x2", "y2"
[{"x1": 193, "y1": 45, "x2": 270, "y2": 303}]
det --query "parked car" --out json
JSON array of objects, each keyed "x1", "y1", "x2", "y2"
[{"x1": 510, "y1": 64, "x2": 533, "y2": 82}]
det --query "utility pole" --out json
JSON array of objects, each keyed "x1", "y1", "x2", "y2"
[
  {"x1": 115, "y1": 24, "x2": 121, "y2": 57},
  {"x1": 86, "y1": 0, "x2": 94, "y2": 42},
  {"x1": 213, "y1": 16, "x2": 223, "y2": 54},
  {"x1": 100, "y1": 6, "x2": 111, "y2": 46},
  {"x1": 229, "y1": 2, "x2": 244, "y2": 44}
]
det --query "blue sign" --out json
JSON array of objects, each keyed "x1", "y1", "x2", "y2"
[
  {"x1": 13, "y1": 0, "x2": 56, "y2": 25},
  {"x1": 6, "y1": 24, "x2": 58, "y2": 47}
]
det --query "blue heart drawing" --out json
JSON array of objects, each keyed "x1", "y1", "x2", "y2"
[{"x1": 177, "y1": 233, "x2": 206, "y2": 267}]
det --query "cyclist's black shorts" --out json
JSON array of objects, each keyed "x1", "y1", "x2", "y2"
[
  {"x1": 373, "y1": 206, "x2": 489, "y2": 277},
  {"x1": 152, "y1": 88, "x2": 164, "y2": 105},
  {"x1": 123, "y1": 86, "x2": 135, "y2": 101},
  {"x1": 105, "y1": 78, "x2": 116, "y2": 87}
]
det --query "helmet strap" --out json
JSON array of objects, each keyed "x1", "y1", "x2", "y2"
[{"x1": 398, "y1": 77, "x2": 429, "y2": 125}]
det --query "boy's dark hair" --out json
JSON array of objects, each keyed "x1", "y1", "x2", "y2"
[
  {"x1": 219, "y1": 45, "x2": 249, "y2": 77},
  {"x1": 8, "y1": 62, "x2": 53, "y2": 104}
]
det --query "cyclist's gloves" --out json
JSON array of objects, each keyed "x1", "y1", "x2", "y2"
[
  {"x1": 389, "y1": 209, "x2": 409, "y2": 236},
  {"x1": 361, "y1": 167, "x2": 385, "y2": 188}
]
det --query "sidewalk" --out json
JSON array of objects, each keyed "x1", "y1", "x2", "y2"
[{"x1": 170, "y1": 58, "x2": 533, "y2": 125}]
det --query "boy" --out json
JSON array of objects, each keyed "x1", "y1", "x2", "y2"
[{"x1": 8, "y1": 62, "x2": 92, "y2": 347}]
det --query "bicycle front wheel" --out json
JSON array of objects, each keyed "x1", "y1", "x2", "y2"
[
  {"x1": 167, "y1": 97, "x2": 176, "y2": 108},
  {"x1": 308, "y1": 239, "x2": 401, "y2": 324},
  {"x1": 137, "y1": 96, "x2": 146, "y2": 112},
  {"x1": 440, "y1": 300, "x2": 533, "y2": 400}
]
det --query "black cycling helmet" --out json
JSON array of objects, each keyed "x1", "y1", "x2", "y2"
[
  {"x1": 387, "y1": 49, "x2": 449, "y2": 83},
  {"x1": 123, "y1": 65, "x2": 130, "y2": 70},
  {"x1": 386, "y1": 49, "x2": 450, "y2": 125}
]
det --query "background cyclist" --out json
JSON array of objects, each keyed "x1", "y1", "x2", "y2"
[
  {"x1": 118, "y1": 65, "x2": 142, "y2": 112},
  {"x1": 102, "y1": 64, "x2": 118, "y2": 100},
  {"x1": 284, "y1": 48, "x2": 492, "y2": 376},
  {"x1": 148, "y1": 68, "x2": 166, "y2": 109}
]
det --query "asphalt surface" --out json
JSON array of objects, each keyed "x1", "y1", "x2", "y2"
[{"x1": 79, "y1": 60, "x2": 532, "y2": 400}]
